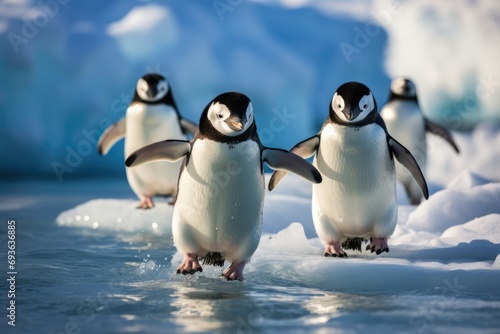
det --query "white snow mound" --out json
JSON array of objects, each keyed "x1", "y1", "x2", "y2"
[{"x1": 56, "y1": 198, "x2": 173, "y2": 236}]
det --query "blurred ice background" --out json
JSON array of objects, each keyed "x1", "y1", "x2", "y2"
[{"x1": 0, "y1": 0, "x2": 499, "y2": 180}]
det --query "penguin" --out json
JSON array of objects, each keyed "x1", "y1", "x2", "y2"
[
  {"x1": 125, "y1": 92, "x2": 322, "y2": 280},
  {"x1": 97, "y1": 73, "x2": 198, "y2": 209},
  {"x1": 269, "y1": 82, "x2": 428, "y2": 257},
  {"x1": 380, "y1": 77, "x2": 459, "y2": 204}
]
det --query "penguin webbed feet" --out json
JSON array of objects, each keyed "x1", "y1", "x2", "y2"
[
  {"x1": 365, "y1": 237, "x2": 389, "y2": 255},
  {"x1": 221, "y1": 261, "x2": 246, "y2": 281},
  {"x1": 323, "y1": 242, "x2": 348, "y2": 258},
  {"x1": 137, "y1": 196, "x2": 155, "y2": 209},
  {"x1": 176, "y1": 253, "x2": 203, "y2": 275}
]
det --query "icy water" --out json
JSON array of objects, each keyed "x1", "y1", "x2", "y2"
[{"x1": 1, "y1": 179, "x2": 500, "y2": 334}]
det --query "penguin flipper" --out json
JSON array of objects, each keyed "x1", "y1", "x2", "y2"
[
  {"x1": 388, "y1": 137, "x2": 429, "y2": 200},
  {"x1": 263, "y1": 147, "x2": 322, "y2": 191},
  {"x1": 424, "y1": 119, "x2": 460, "y2": 153},
  {"x1": 180, "y1": 118, "x2": 199, "y2": 136},
  {"x1": 97, "y1": 118, "x2": 126, "y2": 155},
  {"x1": 125, "y1": 140, "x2": 191, "y2": 167},
  {"x1": 268, "y1": 135, "x2": 320, "y2": 190}
]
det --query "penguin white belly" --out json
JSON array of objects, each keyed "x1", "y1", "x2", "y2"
[
  {"x1": 312, "y1": 123, "x2": 397, "y2": 241},
  {"x1": 172, "y1": 140, "x2": 264, "y2": 262},
  {"x1": 381, "y1": 101, "x2": 426, "y2": 201},
  {"x1": 125, "y1": 104, "x2": 186, "y2": 196}
]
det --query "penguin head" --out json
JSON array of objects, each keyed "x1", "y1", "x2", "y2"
[
  {"x1": 201, "y1": 92, "x2": 255, "y2": 139},
  {"x1": 390, "y1": 77, "x2": 417, "y2": 99},
  {"x1": 135, "y1": 73, "x2": 169, "y2": 102},
  {"x1": 330, "y1": 82, "x2": 377, "y2": 125}
]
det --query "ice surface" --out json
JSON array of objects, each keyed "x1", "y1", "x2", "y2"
[
  {"x1": 58, "y1": 168, "x2": 500, "y2": 297},
  {"x1": 259, "y1": 222, "x2": 317, "y2": 255},
  {"x1": 57, "y1": 198, "x2": 174, "y2": 236}
]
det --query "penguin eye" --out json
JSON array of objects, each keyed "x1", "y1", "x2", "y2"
[
  {"x1": 363, "y1": 104, "x2": 368, "y2": 109},
  {"x1": 332, "y1": 93, "x2": 345, "y2": 112},
  {"x1": 217, "y1": 114, "x2": 224, "y2": 119}
]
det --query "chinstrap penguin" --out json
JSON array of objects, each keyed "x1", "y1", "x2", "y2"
[
  {"x1": 125, "y1": 92, "x2": 322, "y2": 280},
  {"x1": 270, "y1": 82, "x2": 428, "y2": 257},
  {"x1": 97, "y1": 73, "x2": 198, "y2": 209}
]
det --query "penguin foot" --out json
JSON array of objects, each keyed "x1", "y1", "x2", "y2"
[
  {"x1": 137, "y1": 196, "x2": 154, "y2": 209},
  {"x1": 222, "y1": 261, "x2": 246, "y2": 281},
  {"x1": 365, "y1": 237, "x2": 389, "y2": 255},
  {"x1": 176, "y1": 253, "x2": 202, "y2": 275},
  {"x1": 324, "y1": 242, "x2": 347, "y2": 258}
]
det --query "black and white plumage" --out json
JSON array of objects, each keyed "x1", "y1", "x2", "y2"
[
  {"x1": 270, "y1": 82, "x2": 428, "y2": 257},
  {"x1": 126, "y1": 92, "x2": 321, "y2": 280},
  {"x1": 380, "y1": 77, "x2": 459, "y2": 204},
  {"x1": 97, "y1": 73, "x2": 198, "y2": 209}
]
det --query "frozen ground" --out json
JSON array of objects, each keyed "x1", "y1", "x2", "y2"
[{"x1": 1, "y1": 125, "x2": 499, "y2": 333}]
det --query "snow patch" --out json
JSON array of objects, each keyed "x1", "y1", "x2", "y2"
[
  {"x1": 441, "y1": 214, "x2": 500, "y2": 245},
  {"x1": 447, "y1": 169, "x2": 492, "y2": 190},
  {"x1": 56, "y1": 198, "x2": 173, "y2": 236},
  {"x1": 405, "y1": 183, "x2": 500, "y2": 234},
  {"x1": 493, "y1": 254, "x2": 500, "y2": 269},
  {"x1": 260, "y1": 222, "x2": 317, "y2": 255}
]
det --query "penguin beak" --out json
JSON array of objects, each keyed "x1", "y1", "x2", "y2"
[
  {"x1": 146, "y1": 87, "x2": 157, "y2": 98},
  {"x1": 225, "y1": 115, "x2": 246, "y2": 131},
  {"x1": 343, "y1": 107, "x2": 360, "y2": 121}
]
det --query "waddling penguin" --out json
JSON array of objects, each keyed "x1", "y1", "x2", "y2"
[
  {"x1": 125, "y1": 92, "x2": 322, "y2": 280},
  {"x1": 269, "y1": 82, "x2": 428, "y2": 257},
  {"x1": 97, "y1": 73, "x2": 198, "y2": 209},
  {"x1": 125, "y1": 92, "x2": 321, "y2": 280},
  {"x1": 380, "y1": 77, "x2": 459, "y2": 204}
]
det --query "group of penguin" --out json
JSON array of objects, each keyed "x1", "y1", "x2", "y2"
[{"x1": 97, "y1": 73, "x2": 459, "y2": 281}]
